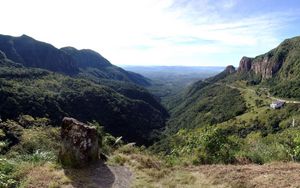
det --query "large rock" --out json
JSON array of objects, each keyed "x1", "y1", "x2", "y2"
[{"x1": 59, "y1": 117, "x2": 99, "y2": 167}]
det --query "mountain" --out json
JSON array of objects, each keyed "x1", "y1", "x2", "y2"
[
  {"x1": 152, "y1": 36, "x2": 300, "y2": 166},
  {"x1": 61, "y1": 47, "x2": 151, "y2": 86},
  {"x1": 0, "y1": 34, "x2": 79, "y2": 75},
  {"x1": 0, "y1": 51, "x2": 166, "y2": 145},
  {"x1": 236, "y1": 36, "x2": 300, "y2": 99},
  {"x1": 237, "y1": 36, "x2": 300, "y2": 80},
  {"x1": 205, "y1": 65, "x2": 236, "y2": 83},
  {"x1": 165, "y1": 81, "x2": 246, "y2": 134},
  {"x1": 0, "y1": 32, "x2": 169, "y2": 145},
  {"x1": 0, "y1": 34, "x2": 150, "y2": 86},
  {"x1": 164, "y1": 37, "x2": 300, "y2": 133}
]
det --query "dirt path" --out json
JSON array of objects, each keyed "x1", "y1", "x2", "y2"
[
  {"x1": 108, "y1": 165, "x2": 133, "y2": 188},
  {"x1": 62, "y1": 161, "x2": 133, "y2": 188},
  {"x1": 215, "y1": 81, "x2": 300, "y2": 104}
]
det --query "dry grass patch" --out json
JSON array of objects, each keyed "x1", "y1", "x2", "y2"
[
  {"x1": 186, "y1": 162, "x2": 300, "y2": 188},
  {"x1": 20, "y1": 162, "x2": 70, "y2": 188}
]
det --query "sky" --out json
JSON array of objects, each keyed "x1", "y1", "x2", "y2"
[{"x1": 0, "y1": 0, "x2": 300, "y2": 67}]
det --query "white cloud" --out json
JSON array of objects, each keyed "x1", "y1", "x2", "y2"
[{"x1": 0, "y1": 0, "x2": 298, "y2": 66}]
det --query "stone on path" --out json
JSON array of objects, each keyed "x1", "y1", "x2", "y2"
[{"x1": 59, "y1": 117, "x2": 99, "y2": 167}]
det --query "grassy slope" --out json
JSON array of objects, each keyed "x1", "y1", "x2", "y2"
[
  {"x1": 108, "y1": 145, "x2": 300, "y2": 188},
  {"x1": 5, "y1": 136, "x2": 300, "y2": 188},
  {"x1": 165, "y1": 82, "x2": 247, "y2": 134},
  {"x1": 153, "y1": 78, "x2": 300, "y2": 165}
]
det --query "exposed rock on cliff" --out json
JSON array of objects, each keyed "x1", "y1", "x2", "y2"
[
  {"x1": 59, "y1": 117, "x2": 99, "y2": 167},
  {"x1": 205, "y1": 65, "x2": 236, "y2": 83},
  {"x1": 237, "y1": 57, "x2": 253, "y2": 73},
  {"x1": 237, "y1": 36, "x2": 300, "y2": 79},
  {"x1": 237, "y1": 53, "x2": 284, "y2": 79},
  {"x1": 225, "y1": 65, "x2": 236, "y2": 74}
]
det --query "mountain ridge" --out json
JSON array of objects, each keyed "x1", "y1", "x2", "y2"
[{"x1": 0, "y1": 34, "x2": 150, "y2": 86}]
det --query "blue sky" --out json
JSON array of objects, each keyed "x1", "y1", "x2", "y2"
[{"x1": 0, "y1": 0, "x2": 299, "y2": 66}]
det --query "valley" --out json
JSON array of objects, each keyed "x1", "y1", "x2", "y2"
[
  {"x1": 1, "y1": 34, "x2": 300, "y2": 188},
  {"x1": 123, "y1": 65, "x2": 223, "y2": 106},
  {"x1": 1, "y1": 0, "x2": 300, "y2": 187}
]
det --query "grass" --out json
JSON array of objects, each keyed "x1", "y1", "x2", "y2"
[
  {"x1": 18, "y1": 163, "x2": 70, "y2": 188},
  {"x1": 219, "y1": 81, "x2": 272, "y2": 123},
  {"x1": 108, "y1": 144, "x2": 300, "y2": 188}
]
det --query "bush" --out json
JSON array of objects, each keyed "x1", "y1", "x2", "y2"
[
  {"x1": 195, "y1": 129, "x2": 240, "y2": 164},
  {"x1": 9, "y1": 127, "x2": 60, "y2": 156},
  {"x1": 0, "y1": 158, "x2": 17, "y2": 188},
  {"x1": 237, "y1": 132, "x2": 292, "y2": 164},
  {"x1": 159, "y1": 127, "x2": 241, "y2": 165}
]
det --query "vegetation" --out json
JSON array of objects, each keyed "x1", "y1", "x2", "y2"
[
  {"x1": 0, "y1": 34, "x2": 150, "y2": 86},
  {"x1": 0, "y1": 56, "x2": 167, "y2": 145},
  {"x1": 151, "y1": 74, "x2": 300, "y2": 165},
  {"x1": 2, "y1": 34, "x2": 300, "y2": 187},
  {"x1": 166, "y1": 83, "x2": 246, "y2": 133},
  {"x1": 230, "y1": 36, "x2": 300, "y2": 99}
]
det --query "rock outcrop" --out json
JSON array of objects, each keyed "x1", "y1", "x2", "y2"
[
  {"x1": 237, "y1": 57, "x2": 253, "y2": 72},
  {"x1": 225, "y1": 65, "x2": 236, "y2": 74},
  {"x1": 59, "y1": 117, "x2": 99, "y2": 167},
  {"x1": 237, "y1": 54, "x2": 284, "y2": 79}
]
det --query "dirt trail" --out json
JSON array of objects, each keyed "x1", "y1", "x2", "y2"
[
  {"x1": 215, "y1": 81, "x2": 300, "y2": 104},
  {"x1": 62, "y1": 161, "x2": 132, "y2": 188}
]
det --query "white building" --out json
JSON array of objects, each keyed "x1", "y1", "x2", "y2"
[{"x1": 270, "y1": 101, "x2": 285, "y2": 109}]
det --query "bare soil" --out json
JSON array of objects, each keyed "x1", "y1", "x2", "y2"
[{"x1": 24, "y1": 161, "x2": 132, "y2": 188}]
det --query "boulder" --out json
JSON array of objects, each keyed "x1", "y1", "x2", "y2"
[{"x1": 59, "y1": 117, "x2": 99, "y2": 167}]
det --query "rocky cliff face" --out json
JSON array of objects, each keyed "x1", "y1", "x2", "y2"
[
  {"x1": 237, "y1": 57, "x2": 253, "y2": 72},
  {"x1": 236, "y1": 37, "x2": 300, "y2": 80},
  {"x1": 251, "y1": 55, "x2": 284, "y2": 79},
  {"x1": 237, "y1": 52, "x2": 285, "y2": 79}
]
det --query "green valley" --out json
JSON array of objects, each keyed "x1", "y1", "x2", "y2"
[{"x1": 2, "y1": 34, "x2": 300, "y2": 188}]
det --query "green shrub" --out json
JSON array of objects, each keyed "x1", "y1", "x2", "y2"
[
  {"x1": 237, "y1": 132, "x2": 292, "y2": 164},
  {"x1": 9, "y1": 127, "x2": 60, "y2": 156},
  {"x1": 0, "y1": 158, "x2": 17, "y2": 188},
  {"x1": 17, "y1": 150, "x2": 56, "y2": 164}
]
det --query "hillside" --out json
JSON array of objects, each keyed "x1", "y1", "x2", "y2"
[
  {"x1": 166, "y1": 83, "x2": 246, "y2": 133},
  {"x1": 151, "y1": 37, "x2": 300, "y2": 166},
  {"x1": 0, "y1": 34, "x2": 150, "y2": 86},
  {"x1": 236, "y1": 36, "x2": 300, "y2": 99},
  {"x1": 0, "y1": 51, "x2": 166, "y2": 145},
  {"x1": 61, "y1": 47, "x2": 151, "y2": 86}
]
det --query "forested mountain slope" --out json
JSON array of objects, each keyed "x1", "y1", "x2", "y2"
[
  {"x1": 236, "y1": 36, "x2": 300, "y2": 99},
  {"x1": 0, "y1": 34, "x2": 150, "y2": 86},
  {"x1": 0, "y1": 50, "x2": 166, "y2": 145},
  {"x1": 152, "y1": 36, "x2": 300, "y2": 165}
]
